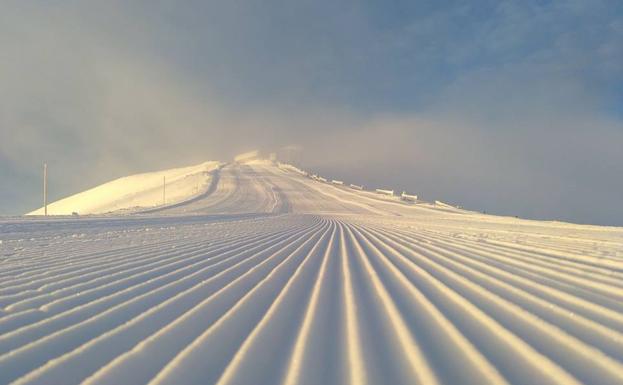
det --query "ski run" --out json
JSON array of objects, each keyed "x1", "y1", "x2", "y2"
[{"x1": 1, "y1": 160, "x2": 623, "y2": 385}]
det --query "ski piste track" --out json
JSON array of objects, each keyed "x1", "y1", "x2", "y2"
[{"x1": 1, "y1": 162, "x2": 623, "y2": 385}]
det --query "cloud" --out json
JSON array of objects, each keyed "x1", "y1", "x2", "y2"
[{"x1": 0, "y1": 1, "x2": 622, "y2": 225}]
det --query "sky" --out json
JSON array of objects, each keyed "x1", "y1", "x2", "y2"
[{"x1": 1, "y1": 0, "x2": 622, "y2": 225}]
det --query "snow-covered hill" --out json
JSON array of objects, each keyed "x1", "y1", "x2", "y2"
[
  {"x1": 27, "y1": 161, "x2": 221, "y2": 215},
  {"x1": 2, "y1": 159, "x2": 623, "y2": 384}
]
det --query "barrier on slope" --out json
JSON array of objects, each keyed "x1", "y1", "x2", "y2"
[
  {"x1": 318, "y1": 177, "x2": 328, "y2": 183},
  {"x1": 350, "y1": 184, "x2": 364, "y2": 190},
  {"x1": 375, "y1": 189, "x2": 394, "y2": 196},
  {"x1": 331, "y1": 180, "x2": 344, "y2": 185},
  {"x1": 401, "y1": 192, "x2": 418, "y2": 202}
]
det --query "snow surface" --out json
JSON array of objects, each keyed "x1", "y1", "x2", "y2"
[
  {"x1": 2, "y1": 160, "x2": 623, "y2": 384},
  {"x1": 27, "y1": 161, "x2": 221, "y2": 216}
]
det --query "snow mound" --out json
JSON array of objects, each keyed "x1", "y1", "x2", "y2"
[
  {"x1": 27, "y1": 161, "x2": 221, "y2": 215},
  {"x1": 233, "y1": 150, "x2": 261, "y2": 163}
]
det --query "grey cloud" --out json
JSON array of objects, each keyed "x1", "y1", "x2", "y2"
[{"x1": 0, "y1": 1, "x2": 622, "y2": 225}]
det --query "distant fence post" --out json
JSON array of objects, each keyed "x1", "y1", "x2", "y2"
[{"x1": 43, "y1": 163, "x2": 48, "y2": 216}]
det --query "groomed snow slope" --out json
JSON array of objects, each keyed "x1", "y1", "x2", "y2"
[
  {"x1": 2, "y1": 160, "x2": 623, "y2": 385},
  {"x1": 27, "y1": 161, "x2": 221, "y2": 216}
]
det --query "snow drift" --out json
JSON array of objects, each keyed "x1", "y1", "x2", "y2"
[{"x1": 27, "y1": 161, "x2": 221, "y2": 215}]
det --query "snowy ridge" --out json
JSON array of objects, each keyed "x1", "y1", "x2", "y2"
[
  {"x1": 27, "y1": 161, "x2": 222, "y2": 216},
  {"x1": 2, "y1": 161, "x2": 623, "y2": 384}
]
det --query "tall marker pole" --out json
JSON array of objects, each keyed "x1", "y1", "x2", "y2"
[
  {"x1": 43, "y1": 163, "x2": 48, "y2": 216},
  {"x1": 163, "y1": 176, "x2": 166, "y2": 206}
]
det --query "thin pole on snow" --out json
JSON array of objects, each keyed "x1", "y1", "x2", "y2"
[
  {"x1": 43, "y1": 163, "x2": 48, "y2": 216},
  {"x1": 163, "y1": 176, "x2": 166, "y2": 206}
]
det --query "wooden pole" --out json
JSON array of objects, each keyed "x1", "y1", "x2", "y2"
[{"x1": 43, "y1": 163, "x2": 48, "y2": 216}]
